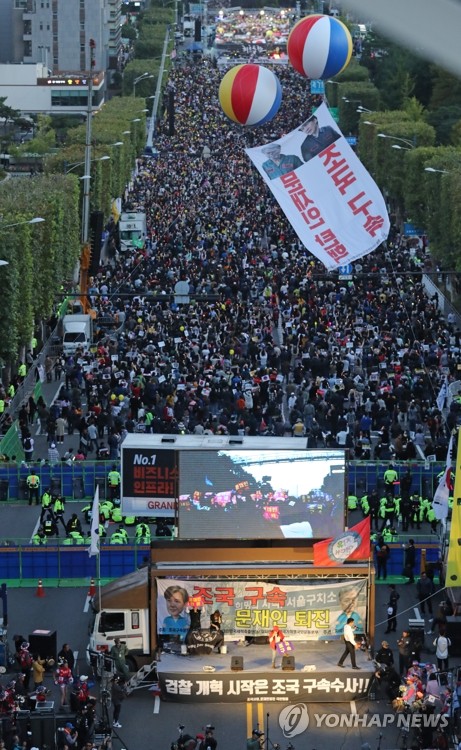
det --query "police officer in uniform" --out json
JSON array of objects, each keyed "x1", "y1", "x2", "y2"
[
  {"x1": 27, "y1": 469, "x2": 40, "y2": 506},
  {"x1": 66, "y1": 513, "x2": 82, "y2": 536},
  {"x1": 40, "y1": 488, "x2": 53, "y2": 523},
  {"x1": 32, "y1": 527, "x2": 47, "y2": 546},
  {"x1": 383, "y1": 464, "x2": 398, "y2": 496},
  {"x1": 108, "y1": 464, "x2": 121, "y2": 503},
  {"x1": 261, "y1": 143, "x2": 303, "y2": 181},
  {"x1": 53, "y1": 494, "x2": 67, "y2": 532},
  {"x1": 43, "y1": 512, "x2": 58, "y2": 538},
  {"x1": 135, "y1": 522, "x2": 151, "y2": 544}
]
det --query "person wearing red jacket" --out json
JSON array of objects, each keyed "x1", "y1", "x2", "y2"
[{"x1": 268, "y1": 625, "x2": 285, "y2": 669}]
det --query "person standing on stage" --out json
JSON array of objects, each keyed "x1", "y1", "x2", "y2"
[
  {"x1": 268, "y1": 625, "x2": 285, "y2": 668},
  {"x1": 403, "y1": 539, "x2": 416, "y2": 583},
  {"x1": 397, "y1": 629, "x2": 412, "y2": 675},
  {"x1": 385, "y1": 584, "x2": 400, "y2": 633},
  {"x1": 337, "y1": 617, "x2": 360, "y2": 669}
]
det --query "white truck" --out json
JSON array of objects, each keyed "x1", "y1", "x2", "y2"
[
  {"x1": 62, "y1": 314, "x2": 93, "y2": 355},
  {"x1": 118, "y1": 211, "x2": 147, "y2": 252},
  {"x1": 86, "y1": 542, "x2": 375, "y2": 672}
]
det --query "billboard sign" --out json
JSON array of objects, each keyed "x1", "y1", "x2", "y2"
[
  {"x1": 157, "y1": 578, "x2": 367, "y2": 639},
  {"x1": 178, "y1": 449, "x2": 346, "y2": 540},
  {"x1": 121, "y1": 447, "x2": 178, "y2": 517}
]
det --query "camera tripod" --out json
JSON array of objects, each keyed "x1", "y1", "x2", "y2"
[{"x1": 263, "y1": 712, "x2": 296, "y2": 750}]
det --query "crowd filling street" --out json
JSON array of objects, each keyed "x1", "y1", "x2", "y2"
[
  {"x1": 9, "y1": 59, "x2": 458, "y2": 463},
  {"x1": 0, "y1": 41, "x2": 461, "y2": 750}
]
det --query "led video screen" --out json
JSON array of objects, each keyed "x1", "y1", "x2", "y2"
[{"x1": 178, "y1": 449, "x2": 345, "y2": 540}]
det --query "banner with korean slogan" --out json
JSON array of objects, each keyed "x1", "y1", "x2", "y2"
[
  {"x1": 245, "y1": 102, "x2": 390, "y2": 270},
  {"x1": 157, "y1": 578, "x2": 368, "y2": 640}
]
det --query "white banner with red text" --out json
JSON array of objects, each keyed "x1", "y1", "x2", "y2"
[{"x1": 245, "y1": 102, "x2": 389, "y2": 270}]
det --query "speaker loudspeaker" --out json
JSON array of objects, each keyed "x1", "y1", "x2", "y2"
[
  {"x1": 231, "y1": 656, "x2": 244, "y2": 671},
  {"x1": 282, "y1": 655, "x2": 295, "y2": 671}
]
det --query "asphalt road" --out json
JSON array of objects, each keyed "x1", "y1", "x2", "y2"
[
  {"x1": 2, "y1": 376, "x2": 452, "y2": 750},
  {"x1": 1, "y1": 577, "x2": 451, "y2": 750}
]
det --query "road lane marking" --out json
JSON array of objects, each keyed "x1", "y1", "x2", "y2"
[
  {"x1": 247, "y1": 702, "x2": 253, "y2": 738},
  {"x1": 30, "y1": 515, "x2": 41, "y2": 542},
  {"x1": 153, "y1": 695, "x2": 160, "y2": 714},
  {"x1": 258, "y1": 703, "x2": 264, "y2": 734}
]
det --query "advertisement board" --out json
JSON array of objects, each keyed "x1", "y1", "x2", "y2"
[
  {"x1": 178, "y1": 449, "x2": 345, "y2": 539},
  {"x1": 121, "y1": 447, "x2": 178, "y2": 517},
  {"x1": 157, "y1": 578, "x2": 367, "y2": 640}
]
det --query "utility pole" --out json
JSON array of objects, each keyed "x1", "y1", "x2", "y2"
[
  {"x1": 81, "y1": 38, "x2": 95, "y2": 245},
  {"x1": 79, "y1": 38, "x2": 96, "y2": 313}
]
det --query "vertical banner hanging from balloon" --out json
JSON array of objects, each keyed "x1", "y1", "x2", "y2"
[{"x1": 245, "y1": 103, "x2": 390, "y2": 270}]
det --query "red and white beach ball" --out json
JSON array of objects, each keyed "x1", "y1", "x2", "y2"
[
  {"x1": 287, "y1": 14, "x2": 352, "y2": 80},
  {"x1": 219, "y1": 64, "x2": 282, "y2": 127}
]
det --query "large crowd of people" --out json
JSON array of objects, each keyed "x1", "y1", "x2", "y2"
[{"x1": 29, "y1": 55, "x2": 457, "y2": 470}]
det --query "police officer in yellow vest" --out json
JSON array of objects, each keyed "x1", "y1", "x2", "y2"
[
  {"x1": 7, "y1": 383, "x2": 15, "y2": 399},
  {"x1": 32, "y1": 528, "x2": 47, "y2": 546},
  {"x1": 0, "y1": 397, "x2": 5, "y2": 416},
  {"x1": 53, "y1": 494, "x2": 67, "y2": 533},
  {"x1": 108, "y1": 465, "x2": 121, "y2": 503},
  {"x1": 40, "y1": 488, "x2": 53, "y2": 522},
  {"x1": 135, "y1": 522, "x2": 151, "y2": 544},
  {"x1": 65, "y1": 513, "x2": 82, "y2": 535},
  {"x1": 110, "y1": 527, "x2": 127, "y2": 545},
  {"x1": 27, "y1": 469, "x2": 40, "y2": 506},
  {"x1": 18, "y1": 362, "x2": 27, "y2": 381},
  {"x1": 63, "y1": 530, "x2": 85, "y2": 545},
  {"x1": 383, "y1": 464, "x2": 398, "y2": 496}
]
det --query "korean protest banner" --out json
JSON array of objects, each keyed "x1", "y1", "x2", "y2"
[
  {"x1": 245, "y1": 102, "x2": 390, "y2": 270},
  {"x1": 157, "y1": 578, "x2": 368, "y2": 640},
  {"x1": 159, "y1": 671, "x2": 372, "y2": 702}
]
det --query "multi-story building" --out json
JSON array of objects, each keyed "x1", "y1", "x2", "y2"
[{"x1": 0, "y1": 0, "x2": 122, "y2": 75}]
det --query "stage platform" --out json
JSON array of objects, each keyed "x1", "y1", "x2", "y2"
[{"x1": 157, "y1": 641, "x2": 375, "y2": 703}]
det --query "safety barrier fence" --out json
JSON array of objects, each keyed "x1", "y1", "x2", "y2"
[
  {"x1": 0, "y1": 540, "x2": 440, "y2": 583},
  {"x1": 0, "y1": 544, "x2": 150, "y2": 582},
  {"x1": 0, "y1": 459, "x2": 446, "y2": 583},
  {"x1": 0, "y1": 459, "x2": 447, "y2": 502}
]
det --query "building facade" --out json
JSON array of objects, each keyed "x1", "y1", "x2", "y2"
[{"x1": 0, "y1": 0, "x2": 122, "y2": 74}]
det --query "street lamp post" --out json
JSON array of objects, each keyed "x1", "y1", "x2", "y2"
[
  {"x1": 357, "y1": 105, "x2": 373, "y2": 114},
  {"x1": 82, "y1": 38, "x2": 96, "y2": 245},
  {"x1": 133, "y1": 73, "x2": 154, "y2": 96},
  {"x1": 146, "y1": 26, "x2": 171, "y2": 154},
  {"x1": 0, "y1": 218, "x2": 45, "y2": 230},
  {"x1": 0, "y1": 216, "x2": 45, "y2": 265},
  {"x1": 64, "y1": 155, "x2": 110, "y2": 174},
  {"x1": 377, "y1": 133, "x2": 416, "y2": 149},
  {"x1": 425, "y1": 167, "x2": 449, "y2": 174}
]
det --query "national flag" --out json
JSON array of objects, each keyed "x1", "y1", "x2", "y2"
[
  {"x1": 88, "y1": 485, "x2": 100, "y2": 557},
  {"x1": 313, "y1": 516, "x2": 371, "y2": 567},
  {"x1": 436, "y1": 377, "x2": 448, "y2": 412},
  {"x1": 432, "y1": 434, "x2": 454, "y2": 522}
]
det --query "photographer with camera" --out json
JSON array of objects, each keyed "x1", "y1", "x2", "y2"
[
  {"x1": 197, "y1": 725, "x2": 217, "y2": 750},
  {"x1": 247, "y1": 729, "x2": 264, "y2": 750},
  {"x1": 111, "y1": 675, "x2": 126, "y2": 729}
]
